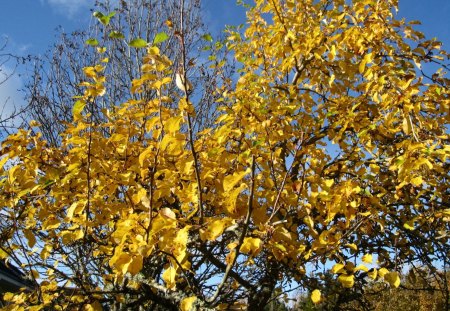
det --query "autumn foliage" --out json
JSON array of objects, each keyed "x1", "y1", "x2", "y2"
[{"x1": 1, "y1": 0, "x2": 449, "y2": 310}]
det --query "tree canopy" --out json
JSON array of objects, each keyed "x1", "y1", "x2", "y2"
[{"x1": 0, "y1": 0, "x2": 449, "y2": 310}]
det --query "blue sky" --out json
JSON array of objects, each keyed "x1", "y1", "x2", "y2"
[{"x1": 0, "y1": 0, "x2": 449, "y2": 118}]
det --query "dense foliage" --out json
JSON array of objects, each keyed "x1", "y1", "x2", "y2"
[{"x1": 1, "y1": 0, "x2": 449, "y2": 310}]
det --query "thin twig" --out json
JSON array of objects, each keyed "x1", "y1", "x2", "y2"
[{"x1": 178, "y1": 0, "x2": 204, "y2": 224}]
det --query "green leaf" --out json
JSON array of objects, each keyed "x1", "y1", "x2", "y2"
[
  {"x1": 153, "y1": 32, "x2": 169, "y2": 45},
  {"x1": 202, "y1": 33, "x2": 213, "y2": 42},
  {"x1": 109, "y1": 31, "x2": 125, "y2": 39},
  {"x1": 85, "y1": 38, "x2": 99, "y2": 46},
  {"x1": 93, "y1": 11, "x2": 116, "y2": 25},
  {"x1": 129, "y1": 38, "x2": 148, "y2": 48}
]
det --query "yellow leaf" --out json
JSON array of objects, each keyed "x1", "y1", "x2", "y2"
[
  {"x1": 330, "y1": 45, "x2": 336, "y2": 61},
  {"x1": 127, "y1": 255, "x2": 143, "y2": 275},
  {"x1": 73, "y1": 100, "x2": 86, "y2": 121},
  {"x1": 85, "y1": 301, "x2": 103, "y2": 311},
  {"x1": 42, "y1": 217, "x2": 61, "y2": 230},
  {"x1": 8, "y1": 165, "x2": 19, "y2": 183},
  {"x1": 83, "y1": 66, "x2": 97, "y2": 78},
  {"x1": 367, "y1": 269, "x2": 377, "y2": 280},
  {"x1": 66, "y1": 201, "x2": 86, "y2": 220},
  {"x1": 328, "y1": 73, "x2": 335, "y2": 87},
  {"x1": 31, "y1": 269, "x2": 39, "y2": 279},
  {"x1": 224, "y1": 183, "x2": 247, "y2": 215},
  {"x1": 181, "y1": 296, "x2": 197, "y2": 311},
  {"x1": 311, "y1": 289, "x2": 321, "y2": 304},
  {"x1": 132, "y1": 188, "x2": 147, "y2": 204},
  {"x1": 223, "y1": 170, "x2": 249, "y2": 192},
  {"x1": 362, "y1": 254, "x2": 373, "y2": 264},
  {"x1": 139, "y1": 147, "x2": 153, "y2": 167},
  {"x1": 338, "y1": 274, "x2": 354, "y2": 288},
  {"x1": 108, "y1": 133, "x2": 126, "y2": 143},
  {"x1": 359, "y1": 59, "x2": 367, "y2": 74},
  {"x1": 3, "y1": 292, "x2": 15, "y2": 302},
  {"x1": 162, "y1": 266, "x2": 177, "y2": 289},
  {"x1": 40, "y1": 244, "x2": 52, "y2": 260},
  {"x1": 378, "y1": 267, "x2": 389, "y2": 277},
  {"x1": 345, "y1": 243, "x2": 358, "y2": 251},
  {"x1": 410, "y1": 176, "x2": 422, "y2": 186},
  {"x1": 160, "y1": 134, "x2": 184, "y2": 156},
  {"x1": 109, "y1": 252, "x2": 132, "y2": 275},
  {"x1": 384, "y1": 271, "x2": 401, "y2": 288},
  {"x1": 24, "y1": 229, "x2": 36, "y2": 248},
  {"x1": 354, "y1": 264, "x2": 368, "y2": 272},
  {"x1": 0, "y1": 249, "x2": 7, "y2": 259},
  {"x1": 160, "y1": 207, "x2": 176, "y2": 220},
  {"x1": 403, "y1": 116, "x2": 412, "y2": 134},
  {"x1": 165, "y1": 116, "x2": 183, "y2": 133},
  {"x1": 178, "y1": 98, "x2": 195, "y2": 114},
  {"x1": 303, "y1": 215, "x2": 314, "y2": 229},
  {"x1": 403, "y1": 220, "x2": 415, "y2": 230},
  {"x1": 240, "y1": 237, "x2": 262, "y2": 256},
  {"x1": 324, "y1": 179, "x2": 334, "y2": 188},
  {"x1": 200, "y1": 218, "x2": 233, "y2": 241},
  {"x1": 331, "y1": 263, "x2": 344, "y2": 274},
  {"x1": 73, "y1": 229, "x2": 84, "y2": 241},
  {"x1": 0, "y1": 154, "x2": 10, "y2": 169}
]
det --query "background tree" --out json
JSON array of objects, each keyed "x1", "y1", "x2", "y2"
[
  {"x1": 293, "y1": 268, "x2": 449, "y2": 311},
  {"x1": 0, "y1": 0, "x2": 449, "y2": 310},
  {"x1": 0, "y1": 38, "x2": 31, "y2": 137},
  {"x1": 24, "y1": 0, "x2": 232, "y2": 146}
]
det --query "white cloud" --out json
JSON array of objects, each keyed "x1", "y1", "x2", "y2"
[
  {"x1": 42, "y1": 0, "x2": 121, "y2": 19},
  {"x1": 42, "y1": 0, "x2": 91, "y2": 18}
]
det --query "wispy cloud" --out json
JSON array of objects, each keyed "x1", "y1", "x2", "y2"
[{"x1": 41, "y1": 0, "x2": 91, "y2": 18}]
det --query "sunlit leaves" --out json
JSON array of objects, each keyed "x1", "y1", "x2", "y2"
[{"x1": 0, "y1": 0, "x2": 449, "y2": 309}]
